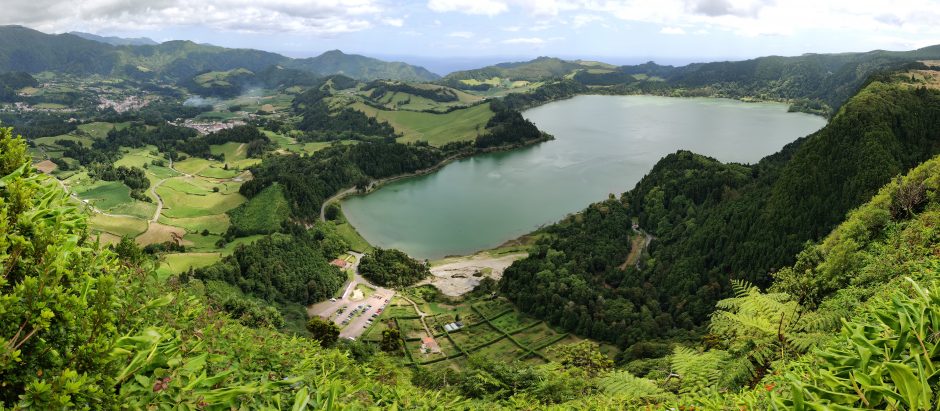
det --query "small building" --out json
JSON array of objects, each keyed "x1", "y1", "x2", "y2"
[
  {"x1": 330, "y1": 259, "x2": 348, "y2": 269},
  {"x1": 443, "y1": 322, "x2": 464, "y2": 333}
]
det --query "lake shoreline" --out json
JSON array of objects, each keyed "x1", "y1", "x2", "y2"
[
  {"x1": 319, "y1": 135, "x2": 555, "y2": 255},
  {"x1": 338, "y1": 94, "x2": 827, "y2": 260}
]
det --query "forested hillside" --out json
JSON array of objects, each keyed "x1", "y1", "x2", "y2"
[
  {"x1": 501, "y1": 78, "x2": 940, "y2": 348},
  {"x1": 0, "y1": 26, "x2": 438, "y2": 82},
  {"x1": 445, "y1": 47, "x2": 940, "y2": 115},
  {"x1": 443, "y1": 57, "x2": 601, "y2": 82},
  {"x1": 286, "y1": 50, "x2": 439, "y2": 82}
]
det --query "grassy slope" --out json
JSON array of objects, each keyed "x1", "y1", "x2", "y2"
[
  {"x1": 352, "y1": 102, "x2": 494, "y2": 146},
  {"x1": 227, "y1": 183, "x2": 290, "y2": 235}
]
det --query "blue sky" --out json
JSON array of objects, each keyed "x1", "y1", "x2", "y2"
[{"x1": 4, "y1": 0, "x2": 940, "y2": 74}]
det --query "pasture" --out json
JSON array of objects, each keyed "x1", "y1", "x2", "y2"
[
  {"x1": 157, "y1": 178, "x2": 245, "y2": 218},
  {"x1": 352, "y1": 102, "x2": 493, "y2": 146}
]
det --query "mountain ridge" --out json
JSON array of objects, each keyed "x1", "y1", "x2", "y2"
[
  {"x1": 0, "y1": 25, "x2": 438, "y2": 82},
  {"x1": 68, "y1": 31, "x2": 159, "y2": 46}
]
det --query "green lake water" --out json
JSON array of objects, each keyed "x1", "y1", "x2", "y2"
[{"x1": 341, "y1": 95, "x2": 827, "y2": 259}]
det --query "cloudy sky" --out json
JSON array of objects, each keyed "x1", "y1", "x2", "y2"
[{"x1": 3, "y1": 0, "x2": 940, "y2": 73}]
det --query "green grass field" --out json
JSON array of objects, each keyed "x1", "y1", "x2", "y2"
[
  {"x1": 159, "y1": 214, "x2": 231, "y2": 235},
  {"x1": 88, "y1": 214, "x2": 149, "y2": 238},
  {"x1": 197, "y1": 166, "x2": 241, "y2": 179},
  {"x1": 158, "y1": 180, "x2": 246, "y2": 218},
  {"x1": 33, "y1": 134, "x2": 93, "y2": 148},
  {"x1": 173, "y1": 158, "x2": 213, "y2": 175},
  {"x1": 74, "y1": 181, "x2": 155, "y2": 219},
  {"x1": 210, "y1": 142, "x2": 261, "y2": 169},
  {"x1": 352, "y1": 102, "x2": 494, "y2": 146},
  {"x1": 265, "y1": 130, "x2": 357, "y2": 155},
  {"x1": 227, "y1": 184, "x2": 290, "y2": 235},
  {"x1": 157, "y1": 253, "x2": 222, "y2": 278},
  {"x1": 362, "y1": 296, "x2": 615, "y2": 368},
  {"x1": 77, "y1": 122, "x2": 130, "y2": 139}
]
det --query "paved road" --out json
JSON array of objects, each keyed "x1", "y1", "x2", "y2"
[
  {"x1": 307, "y1": 252, "x2": 397, "y2": 339},
  {"x1": 320, "y1": 187, "x2": 358, "y2": 221}
]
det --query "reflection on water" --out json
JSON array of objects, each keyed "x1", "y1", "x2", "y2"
[{"x1": 342, "y1": 95, "x2": 827, "y2": 259}]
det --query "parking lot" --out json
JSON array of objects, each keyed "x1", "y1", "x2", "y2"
[{"x1": 307, "y1": 252, "x2": 397, "y2": 339}]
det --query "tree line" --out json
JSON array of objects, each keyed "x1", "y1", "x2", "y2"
[{"x1": 499, "y1": 80, "x2": 940, "y2": 350}]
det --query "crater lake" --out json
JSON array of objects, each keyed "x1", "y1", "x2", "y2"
[{"x1": 341, "y1": 95, "x2": 827, "y2": 259}]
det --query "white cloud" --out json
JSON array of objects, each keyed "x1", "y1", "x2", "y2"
[
  {"x1": 427, "y1": 0, "x2": 508, "y2": 16},
  {"x1": 0, "y1": 0, "x2": 384, "y2": 34},
  {"x1": 448, "y1": 31, "x2": 474, "y2": 38},
  {"x1": 427, "y1": 0, "x2": 578, "y2": 17},
  {"x1": 572, "y1": 14, "x2": 603, "y2": 28},
  {"x1": 660, "y1": 26, "x2": 686, "y2": 35},
  {"x1": 382, "y1": 17, "x2": 404, "y2": 27},
  {"x1": 502, "y1": 37, "x2": 545, "y2": 44},
  {"x1": 580, "y1": 0, "x2": 940, "y2": 38}
]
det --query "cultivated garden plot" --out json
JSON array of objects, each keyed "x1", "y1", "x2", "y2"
[{"x1": 366, "y1": 296, "x2": 607, "y2": 368}]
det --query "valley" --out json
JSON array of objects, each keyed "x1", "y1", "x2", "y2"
[{"x1": 4, "y1": 21, "x2": 940, "y2": 410}]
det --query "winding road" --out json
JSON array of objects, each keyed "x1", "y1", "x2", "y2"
[{"x1": 307, "y1": 252, "x2": 399, "y2": 339}]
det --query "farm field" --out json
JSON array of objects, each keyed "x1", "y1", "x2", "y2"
[
  {"x1": 351, "y1": 102, "x2": 494, "y2": 146},
  {"x1": 57, "y1": 138, "x2": 261, "y2": 273},
  {"x1": 264, "y1": 130, "x2": 357, "y2": 155}
]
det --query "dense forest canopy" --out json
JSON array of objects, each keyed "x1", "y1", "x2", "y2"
[
  {"x1": 501, "y1": 80, "x2": 940, "y2": 349},
  {"x1": 359, "y1": 248, "x2": 431, "y2": 288},
  {"x1": 193, "y1": 228, "x2": 347, "y2": 306}
]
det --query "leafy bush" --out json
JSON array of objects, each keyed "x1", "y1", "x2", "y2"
[{"x1": 359, "y1": 248, "x2": 430, "y2": 288}]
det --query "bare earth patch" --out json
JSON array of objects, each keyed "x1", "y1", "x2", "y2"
[
  {"x1": 136, "y1": 222, "x2": 189, "y2": 246},
  {"x1": 34, "y1": 160, "x2": 57, "y2": 174},
  {"x1": 423, "y1": 253, "x2": 528, "y2": 296},
  {"x1": 618, "y1": 235, "x2": 647, "y2": 270}
]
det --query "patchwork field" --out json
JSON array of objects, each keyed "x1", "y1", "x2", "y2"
[
  {"x1": 362, "y1": 293, "x2": 616, "y2": 369},
  {"x1": 74, "y1": 180, "x2": 155, "y2": 219}
]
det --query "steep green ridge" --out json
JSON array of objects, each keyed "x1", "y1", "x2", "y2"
[
  {"x1": 501, "y1": 79, "x2": 940, "y2": 348},
  {"x1": 286, "y1": 49, "x2": 439, "y2": 82},
  {"x1": 443, "y1": 56, "x2": 596, "y2": 82},
  {"x1": 602, "y1": 152, "x2": 940, "y2": 408}
]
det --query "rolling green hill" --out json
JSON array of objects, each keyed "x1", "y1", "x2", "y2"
[
  {"x1": 69, "y1": 31, "x2": 158, "y2": 46},
  {"x1": 0, "y1": 26, "x2": 439, "y2": 83},
  {"x1": 0, "y1": 25, "x2": 119, "y2": 75},
  {"x1": 443, "y1": 56, "x2": 596, "y2": 82},
  {"x1": 286, "y1": 49, "x2": 439, "y2": 82}
]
